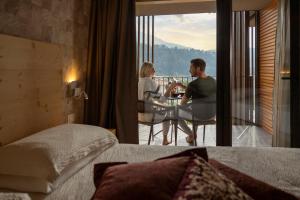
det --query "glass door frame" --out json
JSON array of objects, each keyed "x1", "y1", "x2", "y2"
[
  {"x1": 290, "y1": 0, "x2": 300, "y2": 148},
  {"x1": 216, "y1": 0, "x2": 232, "y2": 146}
]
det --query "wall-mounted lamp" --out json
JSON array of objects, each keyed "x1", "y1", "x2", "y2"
[
  {"x1": 280, "y1": 70, "x2": 290, "y2": 80},
  {"x1": 65, "y1": 65, "x2": 88, "y2": 100},
  {"x1": 67, "y1": 81, "x2": 88, "y2": 100}
]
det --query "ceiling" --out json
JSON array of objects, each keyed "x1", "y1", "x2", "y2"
[{"x1": 136, "y1": 0, "x2": 273, "y2": 16}]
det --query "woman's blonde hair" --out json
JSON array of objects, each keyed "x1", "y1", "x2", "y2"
[{"x1": 139, "y1": 62, "x2": 154, "y2": 78}]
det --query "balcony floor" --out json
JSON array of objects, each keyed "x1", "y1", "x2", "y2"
[{"x1": 139, "y1": 124, "x2": 272, "y2": 147}]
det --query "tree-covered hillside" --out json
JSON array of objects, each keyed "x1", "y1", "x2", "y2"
[{"x1": 139, "y1": 44, "x2": 216, "y2": 77}]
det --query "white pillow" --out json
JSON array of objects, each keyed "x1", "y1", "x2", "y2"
[
  {"x1": 0, "y1": 193, "x2": 31, "y2": 200},
  {"x1": 0, "y1": 124, "x2": 118, "y2": 193}
]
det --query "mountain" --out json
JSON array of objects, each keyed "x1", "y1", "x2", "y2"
[
  {"x1": 154, "y1": 37, "x2": 191, "y2": 49},
  {"x1": 138, "y1": 33, "x2": 191, "y2": 49}
]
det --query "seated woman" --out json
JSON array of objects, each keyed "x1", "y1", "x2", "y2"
[{"x1": 138, "y1": 62, "x2": 177, "y2": 145}]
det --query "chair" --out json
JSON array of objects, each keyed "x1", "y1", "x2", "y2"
[
  {"x1": 137, "y1": 100, "x2": 177, "y2": 145},
  {"x1": 176, "y1": 98, "x2": 216, "y2": 146}
]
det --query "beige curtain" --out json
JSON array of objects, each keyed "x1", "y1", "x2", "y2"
[
  {"x1": 84, "y1": 0, "x2": 138, "y2": 143},
  {"x1": 273, "y1": 0, "x2": 290, "y2": 147}
]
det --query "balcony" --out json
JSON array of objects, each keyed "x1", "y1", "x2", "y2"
[{"x1": 138, "y1": 76, "x2": 272, "y2": 147}]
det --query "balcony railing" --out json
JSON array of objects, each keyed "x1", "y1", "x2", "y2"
[
  {"x1": 152, "y1": 76, "x2": 195, "y2": 106},
  {"x1": 152, "y1": 76, "x2": 193, "y2": 94}
]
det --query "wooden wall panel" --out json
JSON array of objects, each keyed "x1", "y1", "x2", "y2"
[
  {"x1": 258, "y1": 1, "x2": 277, "y2": 134},
  {"x1": 0, "y1": 0, "x2": 91, "y2": 145},
  {"x1": 0, "y1": 34, "x2": 65, "y2": 145}
]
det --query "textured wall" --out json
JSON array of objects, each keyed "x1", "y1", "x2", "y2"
[
  {"x1": 0, "y1": 0, "x2": 90, "y2": 46},
  {"x1": 0, "y1": 0, "x2": 91, "y2": 123}
]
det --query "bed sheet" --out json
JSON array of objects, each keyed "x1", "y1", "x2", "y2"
[{"x1": 3, "y1": 144, "x2": 300, "y2": 200}]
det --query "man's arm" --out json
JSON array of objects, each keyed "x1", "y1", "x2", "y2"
[{"x1": 180, "y1": 83, "x2": 192, "y2": 105}]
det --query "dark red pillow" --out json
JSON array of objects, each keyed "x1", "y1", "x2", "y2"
[
  {"x1": 92, "y1": 148, "x2": 252, "y2": 200},
  {"x1": 209, "y1": 159, "x2": 299, "y2": 200}
]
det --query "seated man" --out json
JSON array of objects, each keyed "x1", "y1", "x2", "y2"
[{"x1": 177, "y1": 58, "x2": 216, "y2": 144}]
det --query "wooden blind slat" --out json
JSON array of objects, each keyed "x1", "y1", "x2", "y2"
[{"x1": 258, "y1": 1, "x2": 277, "y2": 134}]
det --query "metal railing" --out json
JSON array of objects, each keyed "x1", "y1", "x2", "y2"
[{"x1": 152, "y1": 76, "x2": 193, "y2": 94}]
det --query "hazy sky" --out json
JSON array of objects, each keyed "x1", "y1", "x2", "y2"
[{"x1": 155, "y1": 13, "x2": 216, "y2": 51}]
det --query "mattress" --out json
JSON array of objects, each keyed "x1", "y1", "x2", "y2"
[{"x1": 5, "y1": 144, "x2": 300, "y2": 200}]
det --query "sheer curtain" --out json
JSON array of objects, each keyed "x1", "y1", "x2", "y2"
[
  {"x1": 84, "y1": 0, "x2": 138, "y2": 143},
  {"x1": 273, "y1": 0, "x2": 290, "y2": 147},
  {"x1": 231, "y1": 11, "x2": 254, "y2": 126}
]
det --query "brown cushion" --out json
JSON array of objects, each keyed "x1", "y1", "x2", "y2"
[
  {"x1": 209, "y1": 159, "x2": 299, "y2": 200},
  {"x1": 92, "y1": 148, "x2": 252, "y2": 200}
]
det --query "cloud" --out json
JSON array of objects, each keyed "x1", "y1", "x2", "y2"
[
  {"x1": 174, "y1": 14, "x2": 189, "y2": 23},
  {"x1": 154, "y1": 13, "x2": 216, "y2": 50}
]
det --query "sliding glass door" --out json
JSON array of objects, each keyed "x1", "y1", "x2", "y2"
[
  {"x1": 230, "y1": 10, "x2": 273, "y2": 147},
  {"x1": 227, "y1": 0, "x2": 291, "y2": 147}
]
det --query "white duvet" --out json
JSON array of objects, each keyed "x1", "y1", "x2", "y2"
[{"x1": 16, "y1": 144, "x2": 300, "y2": 200}]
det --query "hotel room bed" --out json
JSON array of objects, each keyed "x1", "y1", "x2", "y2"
[
  {"x1": 0, "y1": 125, "x2": 300, "y2": 200},
  {"x1": 26, "y1": 144, "x2": 300, "y2": 200}
]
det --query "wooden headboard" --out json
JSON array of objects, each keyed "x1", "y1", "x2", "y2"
[{"x1": 0, "y1": 34, "x2": 66, "y2": 145}]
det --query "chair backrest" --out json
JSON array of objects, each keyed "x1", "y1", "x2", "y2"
[
  {"x1": 138, "y1": 90, "x2": 161, "y2": 114},
  {"x1": 137, "y1": 100, "x2": 146, "y2": 113},
  {"x1": 192, "y1": 95, "x2": 216, "y2": 120},
  {"x1": 137, "y1": 100, "x2": 155, "y2": 114},
  {"x1": 144, "y1": 87, "x2": 161, "y2": 101}
]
